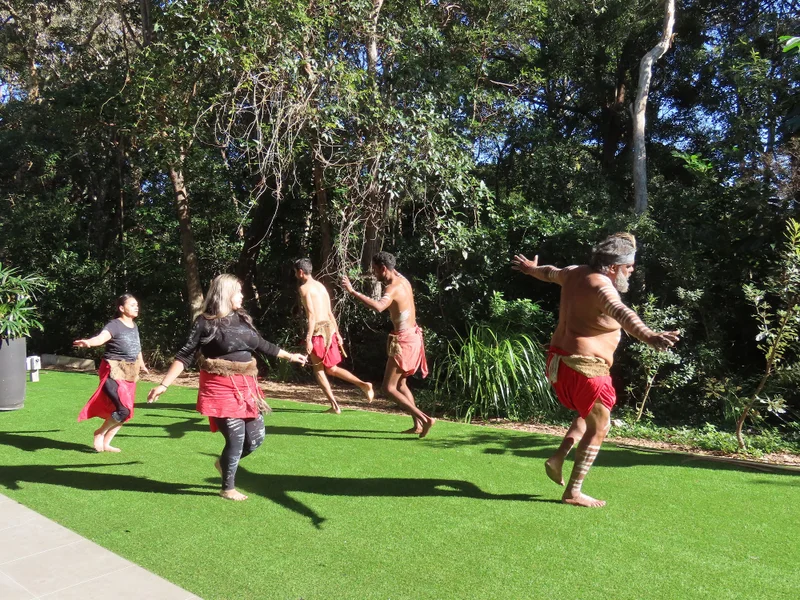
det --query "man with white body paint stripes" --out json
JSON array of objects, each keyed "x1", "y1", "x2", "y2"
[{"x1": 512, "y1": 233, "x2": 680, "y2": 507}]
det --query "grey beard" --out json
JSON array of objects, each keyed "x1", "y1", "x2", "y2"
[{"x1": 614, "y1": 270, "x2": 630, "y2": 293}]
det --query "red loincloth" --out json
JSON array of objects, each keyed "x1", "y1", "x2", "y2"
[
  {"x1": 546, "y1": 346, "x2": 616, "y2": 418},
  {"x1": 77, "y1": 359, "x2": 136, "y2": 423},
  {"x1": 197, "y1": 370, "x2": 264, "y2": 432},
  {"x1": 311, "y1": 331, "x2": 343, "y2": 368},
  {"x1": 387, "y1": 325, "x2": 429, "y2": 378}
]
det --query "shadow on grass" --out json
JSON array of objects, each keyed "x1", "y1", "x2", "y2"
[
  {"x1": 425, "y1": 430, "x2": 800, "y2": 475},
  {"x1": 266, "y1": 425, "x2": 413, "y2": 441},
  {"x1": 235, "y1": 467, "x2": 553, "y2": 529},
  {"x1": 0, "y1": 430, "x2": 95, "y2": 453},
  {"x1": 0, "y1": 462, "x2": 218, "y2": 496},
  {"x1": 271, "y1": 406, "x2": 330, "y2": 413},
  {"x1": 751, "y1": 478, "x2": 800, "y2": 486},
  {"x1": 138, "y1": 401, "x2": 197, "y2": 413},
  {"x1": 123, "y1": 415, "x2": 208, "y2": 439}
]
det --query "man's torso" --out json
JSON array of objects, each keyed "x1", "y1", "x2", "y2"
[
  {"x1": 302, "y1": 280, "x2": 333, "y2": 324},
  {"x1": 550, "y1": 265, "x2": 621, "y2": 365},
  {"x1": 385, "y1": 273, "x2": 416, "y2": 331}
]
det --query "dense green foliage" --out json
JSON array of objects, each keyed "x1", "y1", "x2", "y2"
[
  {"x1": 2, "y1": 372, "x2": 799, "y2": 599},
  {"x1": 431, "y1": 324, "x2": 556, "y2": 421},
  {"x1": 1, "y1": 1, "x2": 799, "y2": 445},
  {"x1": 0, "y1": 262, "x2": 46, "y2": 339}
]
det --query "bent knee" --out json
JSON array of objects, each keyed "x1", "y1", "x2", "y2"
[{"x1": 245, "y1": 436, "x2": 265, "y2": 454}]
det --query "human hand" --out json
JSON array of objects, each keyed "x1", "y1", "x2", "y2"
[
  {"x1": 73, "y1": 339, "x2": 90, "y2": 348},
  {"x1": 341, "y1": 275, "x2": 355, "y2": 294},
  {"x1": 147, "y1": 384, "x2": 167, "y2": 403},
  {"x1": 649, "y1": 330, "x2": 680, "y2": 351},
  {"x1": 291, "y1": 353, "x2": 308, "y2": 366},
  {"x1": 511, "y1": 254, "x2": 539, "y2": 275},
  {"x1": 305, "y1": 339, "x2": 313, "y2": 355}
]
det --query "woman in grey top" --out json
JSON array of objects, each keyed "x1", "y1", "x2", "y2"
[{"x1": 74, "y1": 294, "x2": 148, "y2": 452}]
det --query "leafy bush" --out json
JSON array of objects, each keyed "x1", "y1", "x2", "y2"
[
  {"x1": 0, "y1": 263, "x2": 46, "y2": 339},
  {"x1": 608, "y1": 418, "x2": 800, "y2": 456},
  {"x1": 432, "y1": 325, "x2": 555, "y2": 422}
]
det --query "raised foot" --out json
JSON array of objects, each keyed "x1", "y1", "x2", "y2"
[
  {"x1": 419, "y1": 418, "x2": 436, "y2": 439},
  {"x1": 562, "y1": 492, "x2": 606, "y2": 508},
  {"x1": 324, "y1": 407, "x2": 341, "y2": 414},
  {"x1": 93, "y1": 431, "x2": 105, "y2": 452},
  {"x1": 400, "y1": 427, "x2": 423, "y2": 434},
  {"x1": 220, "y1": 489, "x2": 248, "y2": 501},
  {"x1": 545, "y1": 458, "x2": 565, "y2": 486},
  {"x1": 363, "y1": 383, "x2": 375, "y2": 403},
  {"x1": 103, "y1": 445, "x2": 121, "y2": 453}
]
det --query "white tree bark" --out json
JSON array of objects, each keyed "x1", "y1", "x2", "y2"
[{"x1": 632, "y1": 0, "x2": 676, "y2": 215}]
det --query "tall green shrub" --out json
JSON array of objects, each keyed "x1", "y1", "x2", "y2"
[
  {"x1": 738, "y1": 219, "x2": 800, "y2": 450},
  {"x1": 432, "y1": 325, "x2": 555, "y2": 422}
]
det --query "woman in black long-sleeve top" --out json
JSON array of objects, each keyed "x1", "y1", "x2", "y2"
[{"x1": 148, "y1": 274, "x2": 307, "y2": 501}]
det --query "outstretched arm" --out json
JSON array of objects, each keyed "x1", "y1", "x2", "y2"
[
  {"x1": 147, "y1": 360, "x2": 186, "y2": 403},
  {"x1": 73, "y1": 329, "x2": 112, "y2": 348},
  {"x1": 596, "y1": 283, "x2": 680, "y2": 350},
  {"x1": 341, "y1": 275, "x2": 393, "y2": 313},
  {"x1": 511, "y1": 254, "x2": 566, "y2": 285}
]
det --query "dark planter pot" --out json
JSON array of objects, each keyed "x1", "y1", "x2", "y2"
[{"x1": 0, "y1": 337, "x2": 27, "y2": 410}]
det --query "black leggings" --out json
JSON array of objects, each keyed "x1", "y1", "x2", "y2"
[
  {"x1": 102, "y1": 377, "x2": 130, "y2": 422},
  {"x1": 212, "y1": 415, "x2": 266, "y2": 491}
]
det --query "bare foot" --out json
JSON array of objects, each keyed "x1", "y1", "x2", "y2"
[
  {"x1": 362, "y1": 382, "x2": 375, "y2": 403},
  {"x1": 103, "y1": 445, "x2": 121, "y2": 453},
  {"x1": 419, "y1": 418, "x2": 436, "y2": 438},
  {"x1": 562, "y1": 491, "x2": 606, "y2": 508},
  {"x1": 220, "y1": 489, "x2": 248, "y2": 501},
  {"x1": 324, "y1": 407, "x2": 341, "y2": 414},
  {"x1": 93, "y1": 430, "x2": 105, "y2": 452},
  {"x1": 545, "y1": 457, "x2": 565, "y2": 486},
  {"x1": 401, "y1": 427, "x2": 423, "y2": 434},
  {"x1": 214, "y1": 458, "x2": 223, "y2": 476}
]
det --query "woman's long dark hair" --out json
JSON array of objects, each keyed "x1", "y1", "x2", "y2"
[{"x1": 114, "y1": 293, "x2": 136, "y2": 317}]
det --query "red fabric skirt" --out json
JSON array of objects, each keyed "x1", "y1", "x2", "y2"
[
  {"x1": 197, "y1": 370, "x2": 263, "y2": 432},
  {"x1": 77, "y1": 359, "x2": 136, "y2": 423},
  {"x1": 388, "y1": 326, "x2": 429, "y2": 378},
  {"x1": 311, "y1": 333, "x2": 343, "y2": 368},
  {"x1": 546, "y1": 346, "x2": 616, "y2": 418}
]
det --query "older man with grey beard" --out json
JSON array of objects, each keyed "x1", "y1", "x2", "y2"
[{"x1": 512, "y1": 233, "x2": 679, "y2": 507}]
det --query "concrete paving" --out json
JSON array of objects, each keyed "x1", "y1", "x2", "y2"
[{"x1": 0, "y1": 493, "x2": 201, "y2": 600}]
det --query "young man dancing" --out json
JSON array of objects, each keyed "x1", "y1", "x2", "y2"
[
  {"x1": 294, "y1": 258, "x2": 373, "y2": 413},
  {"x1": 341, "y1": 252, "x2": 436, "y2": 437}
]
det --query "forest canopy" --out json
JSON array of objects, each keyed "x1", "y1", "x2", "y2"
[{"x1": 1, "y1": 1, "x2": 799, "y2": 448}]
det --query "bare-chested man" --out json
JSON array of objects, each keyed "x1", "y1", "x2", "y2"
[
  {"x1": 512, "y1": 233, "x2": 679, "y2": 507},
  {"x1": 294, "y1": 258, "x2": 374, "y2": 413},
  {"x1": 341, "y1": 251, "x2": 436, "y2": 438}
]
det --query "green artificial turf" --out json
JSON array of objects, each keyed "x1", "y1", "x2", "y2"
[{"x1": 1, "y1": 371, "x2": 798, "y2": 600}]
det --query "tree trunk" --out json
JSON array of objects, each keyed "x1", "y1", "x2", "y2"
[
  {"x1": 632, "y1": 0, "x2": 676, "y2": 215},
  {"x1": 602, "y1": 38, "x2": 634, "y2": 171},
  {"x1": 235, "y1": 178, "x2": 278, "y2": 305},
  {"x1": 360, "y1": 216, "x2": 382, "y2": 272},
  {"x1": 140, "y1": 0, "x2": 153, "y2": 46},
  {"x1": 313, "y1": 154, "x2": 334, "y2": 285},
  {"x1": 168, "y1": 156, "x2": 204, "y2": 319},
  {"x1": 366, "y1": 0, "x2": 384, "y2": 75},
  {"x1": 360, "y1": 0, "x2": 387, "y2": 286},
  {"x1": 635, "y1": 374, "x2": 656, "y2": 423}
]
